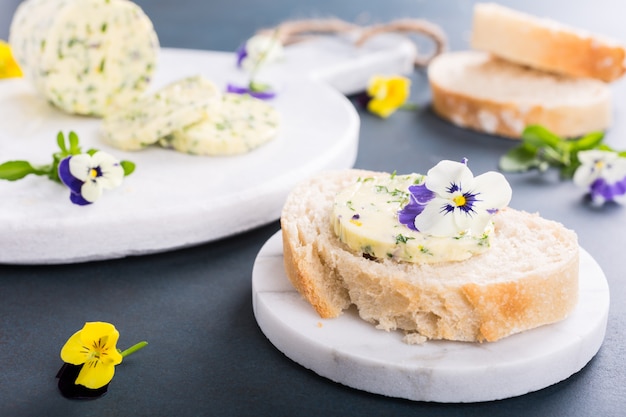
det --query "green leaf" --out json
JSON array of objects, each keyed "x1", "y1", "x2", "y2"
[
  {"x1": 499, "y1": 145, "x2": 540, "y2": 172},
  {"x1": 560, "y1": 162, "x2": 581, "y2": 179},
  {"x1": 0, "y1": 161, "x2": 39, "y2": 181},
  {"x1": 570, "y1": 131, "x2": 605, "y2": 152},
  {"x1": 522, "y1": 125, "x2": 563, "y2": 148},
  {"x1": 56, "y1": 131, "x2": 67, "y2": 153},
  {"x1": 120, "y1": 160, "x2": 136, "y2": 176},
  {"x1": 68, "y1": 131, "x2": 81, "y2": 154},
  {"x1": 249, "y1": 80, "x2": 271, "y2": 93},
  {"x1": 538, "y1": 145, "x2": 567, "y2": 166}
]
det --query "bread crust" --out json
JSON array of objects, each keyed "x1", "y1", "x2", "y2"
[
  {"x1": 428, "y1": 51, "x2": 612, "y2": 138},
  {"x1": 471, "y1": 3, "x2": 626, "y2": 82},
  {"x1": 280, "y1": 170, "x2": 580, "y2": 342}
]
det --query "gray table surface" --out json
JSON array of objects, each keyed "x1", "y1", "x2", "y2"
[{"x1": 1, "y1": 0, "x2": 625, "y2": 416}]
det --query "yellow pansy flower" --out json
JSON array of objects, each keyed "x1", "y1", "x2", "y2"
[
  {"x1": 0, "y1": 40, "x2": 22, "y2": 79},
  {"x1": 60, "y1": 322, "x2": 124, "y2": 389},
  {"x1": 366, "y1": 75, "x2": 411, "y2": 118}
]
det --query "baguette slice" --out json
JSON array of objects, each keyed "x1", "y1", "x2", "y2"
[
  {"x1": 428, "y1": 51, "x2": 611, "y2": 138},
  {"x1": 281, "y1": 169, "x2": 579, "y2": 342},
  {"x1": 471, "y1": 3, "x2": 626, "y2": 82}
]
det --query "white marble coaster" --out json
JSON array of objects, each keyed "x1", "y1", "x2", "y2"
[{"x1": 252, "y1": 232, "x2": 610, "y2": 403}]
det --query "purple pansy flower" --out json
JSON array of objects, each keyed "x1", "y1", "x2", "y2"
[
  {"x1": 398, "y1": 159, "x2": 512, "y2": 237},
  {"x1": 397, "y1": 183, "x2": 435, "y2": 231},
  {"x1": 226, "y1": 83, "x2": 276, "y2": 100},
  {"x1": 573, "y1": 150, "x2": 626, "y2": 206},
  {"x1": 235, "y1": 42, "x2": 248, "y2": 69},
  {"x1": 58, "y1": 152, "x2": 124, "y2": 205}
]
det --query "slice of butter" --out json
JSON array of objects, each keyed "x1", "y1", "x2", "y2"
[
  {"x1": 100, "y1": 75, "x2": 221, "y2": 151},
  {"x1": 163, "y1": 93, "x2": 280, "y2": 156},
  {"x1": 332, "y1": 173, "x2": 493, "y2": 264}
]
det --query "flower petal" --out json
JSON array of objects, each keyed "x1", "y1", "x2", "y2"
[
  {"x1": 425, "y1": 160, "x2": 475, "y2": 196},
  {"x1": 413, "y1": 198, "x2": 457, "y2": 236},
  {"x1": 74, "y1": 360, "x2": 116, "y2": 389},
  {"x1": 366, "y1": 75, "x2": 411, "y2": 118},
  {"x1": 226, "y1": 83, "x2": 276, "y2": 100},
  {"x1": 0, "y1": 40, "x2": 22, "y2": 78},
  {"x1": 91, "y1": 151, "x2": 124, "y2": 189},
  {"x1": 235, "y1": 43, "x2": 248, "y2": 68},
  {"x1": 69, "y1": 191, "x2": 92, "y2": 206},
  {"x1": 80, "y1": 322, "x2": 120, "y2": 345},
  {"x1": 398, "y1": 184, "x2": 434, "y2": 230},
  {"x1": 238, "y1": 34, "x2": 284, "y2": 71},
  {"x1": 68, "y1": 154, "x2": 93, "y2": 182},
  {"x1": 58, "y1": 157, "x2": 84, "y2": 194},
  {"x1": 80, "y1": 180, "x2": 103, "y2": 203},
  {"x1": 60, "y1": 330, "x2": 89, "y2": 365},
  {"x1": 472, "y1": 171, "x2": 512, "y2": 210}
]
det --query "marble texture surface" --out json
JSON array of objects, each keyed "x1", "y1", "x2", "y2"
[
  {"x1": 0, "y1": 32, "x2": 418, "y2": 264},
  {"x1": 283, "y1": 33, "x2": 416, "y2": 95},
  {"x1": 252, "y1": 232, "x2": 610, "y2": 403},
  {"x1": 0, "y1": 48, "x2": 364, "y2": 264}
]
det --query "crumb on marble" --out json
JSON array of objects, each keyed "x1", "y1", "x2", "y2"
[{"x1": 403, "y1": 332, "x2": 427, "y2": 345}]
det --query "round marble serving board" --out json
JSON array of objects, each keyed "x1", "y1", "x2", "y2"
[
  {"x1": 0, "y1": 48, "x2": 359, "y2": 264},
  {"x1": 252, "y1": 231, "x2": 610, "y2": 403}
]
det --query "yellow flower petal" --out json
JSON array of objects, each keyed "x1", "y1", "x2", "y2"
[
  {"x1": 366, "y1": 75, "x2": 411, "y2": 118},
  {"x1": 59, "y1": 322, "x2": 123, "y2": 389},
  {"x1": 75, "y1": 359, "x2": 117, "y2": 389},
  {"x1": 0, "y1": 40, "x2": 23, "y2": 79},
  {"x1": 60, "y1": 329, "x2": 89, "y2": 365}
]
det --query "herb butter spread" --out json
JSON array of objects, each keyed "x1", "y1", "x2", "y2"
[
  {"x1": 332, "y1": 173, "x2": 494, "y2": 264},
  {"x1": 164, "y1": 93, "x2": 280, "y2": 156},
  {"x1": 9, "y1": 0, "x2": 158, "y2": 116},
  {"x1": 101, "y1": 76, "x2": 221, "y2": 151}
]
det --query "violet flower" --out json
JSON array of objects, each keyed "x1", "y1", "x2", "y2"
[{"x1": 398, "y1": 159, "x2": 512, "y2": 237}]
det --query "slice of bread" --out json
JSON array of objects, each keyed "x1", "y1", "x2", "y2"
[
  {"x1": 428, "y1": 50, "x2": 611, "y2": 138},
  {"x1": 471, "y1": 3, "x2": 626, "y2": 82},
  {"x1": 280, "y1": 169, "x2": 579, "y2": 342}
]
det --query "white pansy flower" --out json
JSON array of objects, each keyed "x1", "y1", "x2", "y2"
[
  {"x1": 400, "y1": 159, "x2": 512, "y2": 237},
  {"x1": 236, "y1": 34, "x2": 284, "y2": 72},
  {"x1": 573, "y1": 150, "x2": 626, "y2": 206}
]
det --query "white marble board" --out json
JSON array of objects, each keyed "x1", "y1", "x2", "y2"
[
  {"x1": 0, "y1": 48, "x2": 363, "y2": 264},
  {"x1": 252, "y1": 232, "x2": 610, "y2": 403},
  {"x1": 0, "y1": 32, "x2": 418, "y2": 264}
]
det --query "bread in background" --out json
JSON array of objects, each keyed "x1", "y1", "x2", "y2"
[
  {"x1": 471, "y1": 2, "x2": 626, "y2": 82},
  {"x1": 428, "y1": 51, "x2": 611, "y2": 138}
]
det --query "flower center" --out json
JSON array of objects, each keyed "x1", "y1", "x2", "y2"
[
  {"x1": 89, "y1": 168, "x2": 99, "y2": 179},
  {"x1": 453, "y1": 194, "x2": 466, "y2": 207},
  {"x1": 86, "y1": 337, "x2": 110, "y2": 362}
]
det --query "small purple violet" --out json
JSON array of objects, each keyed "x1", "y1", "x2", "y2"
[
  {"x1": 226, "y1": 83, "x2": 276, "y2": 100},
  {"x1": 573, "y1": 150, "x2": 626, "y2": 206},
  {"x1": 58, "y1": 152, "x2": 125, "y2": 205}
]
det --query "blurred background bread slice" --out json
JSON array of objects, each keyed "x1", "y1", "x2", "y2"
[
  {"x1": 428, "y1": 51, "x2": 611, "y2": 138},
  {"x1": 471, "y1": 3, "x2": 626, "y2": 82}
]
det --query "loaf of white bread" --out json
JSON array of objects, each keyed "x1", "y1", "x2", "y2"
[
  {"x1": 428, "y1": 3, "x2": 625, "y2": 138},
  {"x1": 281, "y1": 170, "x2": 579, "y2": 343}
]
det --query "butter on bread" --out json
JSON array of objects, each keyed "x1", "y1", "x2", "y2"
[
  {"x1": 280, "y1": 169, "x2": 579, "y2": 342},
  {"x1": 428, "y1": 51, "x2": 611, "y2": 138},
  {"x1": 471, "y1": 3, "x2": 626, "y2": 82}
]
